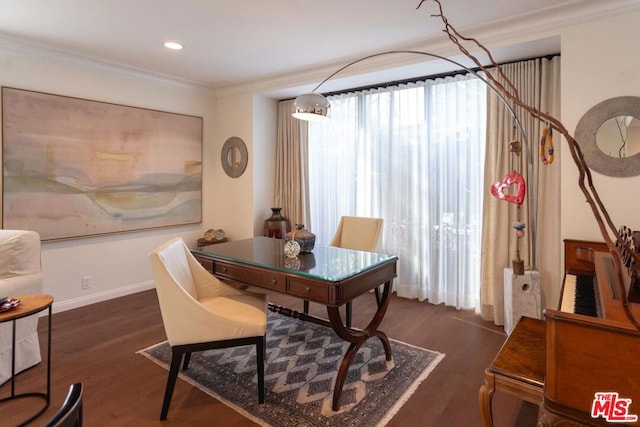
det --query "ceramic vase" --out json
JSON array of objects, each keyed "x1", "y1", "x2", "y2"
[
  {"x1": 264, "y1": 207, "x2": 291, "y2": 239},
  {"x1": 285, "y1": 224, "x2": 316, "y2": 253}
]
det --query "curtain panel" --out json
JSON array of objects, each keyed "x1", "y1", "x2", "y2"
[
  {"x1": 274, "y1": 100, "x2": 311, "y2": 230},
  {"x1": 480, "y1": 56, "x2": 562, "y2": 324}
]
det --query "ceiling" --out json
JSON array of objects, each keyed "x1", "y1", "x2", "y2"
[{"x1": 1, "y1": 0, "x2": 639, "y2": 98}]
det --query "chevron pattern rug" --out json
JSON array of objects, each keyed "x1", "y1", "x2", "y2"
[{"x1": 139, "y1": 312, "x2": 444, "y2": 427}]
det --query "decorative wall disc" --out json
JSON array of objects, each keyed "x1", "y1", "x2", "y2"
[{"x1": 221, "y1": 136, "x2": 248, "y2": 178}]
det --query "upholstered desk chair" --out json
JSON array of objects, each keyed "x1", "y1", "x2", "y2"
[
  {"x1": 330, "y1": 216, "x2": 383, "y2": 252},
  {"x1": 304, "y1": 216, "x2": 384, "y2": 326},
  {"x1": 149, "y1": 238, "x2": 267, "y2": 420},
  {"x1": 0, "y1": 230, "x2": 43, "y2": 385}
]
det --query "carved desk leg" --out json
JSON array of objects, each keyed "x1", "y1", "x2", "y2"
[
  {"x1": 327, "y1": 280, "x2": 393, "y2": 411},
  {"x1": 479, "y1": 368, "x2": 496, "y2": 427}
]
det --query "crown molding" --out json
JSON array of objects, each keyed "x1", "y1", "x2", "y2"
[
  {"x1": 213, "y1": 0, "x2": 640, "y2": 99},
  {"x1": 0, "y1": 33, "x2": 211, "y2": 92}
]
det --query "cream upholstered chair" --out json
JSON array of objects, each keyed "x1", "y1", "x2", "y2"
[
  {"x1": 0, "y1": 230, "x2": 43, "y2": 385},
  {"x1": 330, "y1": 216, "x2": 383, "y2": 252},
  {"x1": 304, "y1": 216, "x2": 384, "y2": 326},
  {"x1": 149, "y1": 237, "x2": 267, "y2": 420}
]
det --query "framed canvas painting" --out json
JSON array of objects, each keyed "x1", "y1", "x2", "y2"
[{"x1": 1, "y1": 87, "x2": 203, "y2": 241}]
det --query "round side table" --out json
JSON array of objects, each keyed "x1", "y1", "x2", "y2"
[{"x1": 0, "y1": 294, "x2": 53, "y2": 426}]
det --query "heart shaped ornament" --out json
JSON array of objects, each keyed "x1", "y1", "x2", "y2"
[{"x1": 490, "y1": 171, "x2": 526, "y2": 205}]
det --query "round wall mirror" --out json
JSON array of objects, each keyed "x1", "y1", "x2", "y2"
[
  {"x1": 221, "y1": 136, "x2": 248, "y2": 178},
  {"x1": 595, "y1": 115, "x2": 640, "y2": 158},
  {"x1": 575, "y1": 96, "x2": 640, "y2": 177}
]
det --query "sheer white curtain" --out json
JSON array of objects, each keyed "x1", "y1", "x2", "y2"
[{"x1": 308, "y1": 74, "x2": 486, "y2": 309}]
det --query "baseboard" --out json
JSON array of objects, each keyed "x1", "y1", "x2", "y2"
[{"x1": 51, "y1": 281, "x2": 155, "y2": 314}]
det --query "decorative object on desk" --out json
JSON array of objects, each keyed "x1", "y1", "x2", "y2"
[
  {"x1": 264, "y1": 207, "x2": 290, "y2": 239},
  {"x1": 283, "y1": 239, "x2": 300, "y2": 258},
  {"x1": 139, "y1": 311, "x2": 444, "y2": 427},
  {"x1": 221, "y1": 136, "x2": 248, "y2": 178},
  {"x1": 285, "y1": 224, "x2": 316, "y2": 253}
]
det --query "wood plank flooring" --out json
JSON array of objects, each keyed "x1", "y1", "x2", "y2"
[{"x1": 1, "y1": 290, "x2": 537, "y2": 426}]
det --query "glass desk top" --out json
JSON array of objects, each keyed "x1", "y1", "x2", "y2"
[{"x1": 192, "y1": 236, "x2": 397, "y2": 282}]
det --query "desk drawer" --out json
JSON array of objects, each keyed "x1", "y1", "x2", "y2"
[
  {"x1": 288, "y1": 278, "x2": 329, "y2": 303},
  {"x1": 192, "y1": 254, "x2": 214, "y2": 273},
  {"x1": 214, "y1": 261, "x2": 286, "y2": 292}
]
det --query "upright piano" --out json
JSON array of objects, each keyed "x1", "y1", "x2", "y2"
[{"x1": 540, "y1": 239, "x2": 640, "y2": 425}]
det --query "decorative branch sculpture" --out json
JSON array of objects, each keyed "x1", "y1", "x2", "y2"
[{"x1": 418, "y1": 0, "x2": 640, "y2": 329}]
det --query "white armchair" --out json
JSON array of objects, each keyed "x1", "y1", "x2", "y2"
[
  {"x1": 0, "y1": 230, "x2": 43, "y2": 385},
  {"x1": 149, "y1": 237, "x2": 267, "y2": 420}
]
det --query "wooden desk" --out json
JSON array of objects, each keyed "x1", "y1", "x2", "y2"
[
  {"x1": 479, "y1": 316, "x2": 546, "y2": 427},
  {"x1": 0, "y1": 294, "x2": 53, "y2": 426},
  {"x1": 192, "y1": 237, "x2": 398, "y2": 411}
]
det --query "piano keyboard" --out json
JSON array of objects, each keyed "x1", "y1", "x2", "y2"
[{"x1": 560, "y1": 273, "x2": 599, "y2": 317}]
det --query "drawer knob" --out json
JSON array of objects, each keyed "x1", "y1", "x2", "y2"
[
  {"x1": 222, "y1": 266, "x2": 227, "y2": 273},
  {"x1": 304, "y1": 285, "x2": 311, "y2": 293},
  {"x1": 271, "y1": 278, "x2": 277, "y2": 285}
]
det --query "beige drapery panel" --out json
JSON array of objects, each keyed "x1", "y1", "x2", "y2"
[
  {"x1": 480, "y1": 56, "x2": 562, "y2": 325},
  {"x1": 274, "y1": 100, "x2": 312, "y2": 229}
]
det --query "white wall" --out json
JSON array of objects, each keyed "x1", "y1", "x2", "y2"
[
  {"x1": 252, "y1": 95, "x2": 278, "y2": 235},
  {"x1": 0, "y1": 46, "x2": 212, "y2": 311},
  {"x1": 560, "y1": 11, "x2": 640, "y2": 243},
  {"x1": 208, "y1": 93, "x2": 278, "y2": 240}
]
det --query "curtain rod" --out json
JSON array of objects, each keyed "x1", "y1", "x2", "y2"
[{"x1": 280, "y1": 53, "x2": 559, "y2": 102}]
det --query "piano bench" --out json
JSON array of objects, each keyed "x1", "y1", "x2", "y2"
[{"x1": 479, "y1": 316, "x2": 546, "y2": 427}]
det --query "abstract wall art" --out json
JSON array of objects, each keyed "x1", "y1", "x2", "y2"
[{"x1": 2, "y1": 87, "x2": 203, "y2": 241}]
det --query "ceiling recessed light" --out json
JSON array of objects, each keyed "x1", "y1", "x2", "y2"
[{"x1": 164, "y1": 41, "x2": 183, "y2": 50}]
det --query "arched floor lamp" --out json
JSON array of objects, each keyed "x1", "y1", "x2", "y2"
[{"x1": 291, "y1": 50, "x2": 538, "y2": 270}]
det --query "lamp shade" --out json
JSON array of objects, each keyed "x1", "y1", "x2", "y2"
[{"x1": 292, "y1": 93, "x2": 330, "y2": 121}]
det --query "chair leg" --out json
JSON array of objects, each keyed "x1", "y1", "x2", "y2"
[
  {"x1": 160, "y1": 348, "x2": 183, "y2": 420},
  {"x1": 346, "y1": 302, "x2": 352, "y2": 328},
  {"x1": 256, "y1": 336, "x2": 265, "y2": 404},
  {"x1": 182, "y1": 353, "x2": 191, "y2": 370}
]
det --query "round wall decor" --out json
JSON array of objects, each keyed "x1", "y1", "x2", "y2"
[
  {"x1": 575, "y1": 96, "x2": 640, "y2": 177},
  {"x1": 221, "y1": 136, "x2": 248, "y2": 178}
]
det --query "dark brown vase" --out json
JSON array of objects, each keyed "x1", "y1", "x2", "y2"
[
  {"x1": 264, "y1": 208, "x2": 290, "y2": 239},
  {"x1": 285, "y1": 224, "x2": 316, "y2": 253}
]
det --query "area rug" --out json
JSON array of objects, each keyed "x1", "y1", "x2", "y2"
[{"x1": 138, "y1": 312, "x2": 445, "y2": 427}]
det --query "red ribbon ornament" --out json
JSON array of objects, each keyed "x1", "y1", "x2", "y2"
[{"x1": 490, "y1": 171, "x2": 526, "y2": 205}]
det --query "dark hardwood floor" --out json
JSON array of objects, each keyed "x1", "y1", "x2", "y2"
[{"x1": 1, "y1": 289, "x2": 537, "y2": 426}]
